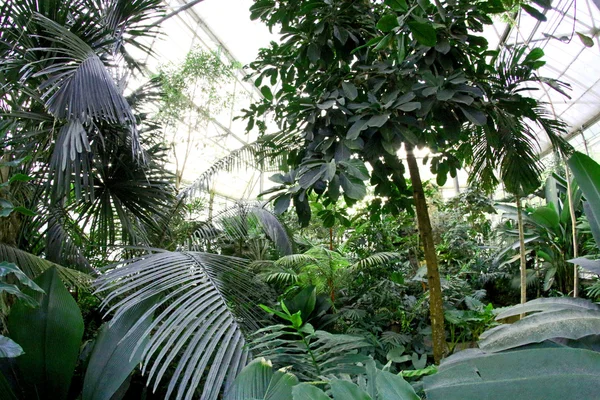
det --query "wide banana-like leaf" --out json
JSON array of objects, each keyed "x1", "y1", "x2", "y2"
[
  {"x1": 82, "y1": 295, "x2": 158, "y2": 400},
  {"x1": 481, "y1": 308, "x2": 600, "y2": 352},
  {"x1": 224, "y1": 358, "x2": 298, "y2": 400},
  {"x1": 494, "y1": 297, "x2": 600, "y2": 320},
  {"x1": 8, "y1": 267, "x2": 84, "y2": 400},
  {"x1": 96, "y1": 251, "x2": 262, "y2": 400},
  {"x1": 424, "y1": 347, "x2": 600, "y2": 400}
]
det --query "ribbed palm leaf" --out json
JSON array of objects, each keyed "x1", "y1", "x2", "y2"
[
  {"x1": 0, "y1": 243, "x2": 91, "y2": 290},
  {"x1": 250, "y1": 326, "x2": 372, "y2": 381},
  {"x1": 188, "y1": 202, "x2": 292, "y2": 256},
  {"x1": 96, "y1": 251, "x2": 264, "y2": 400},
  {"x1": 465, "y1": 46, "x2": 570, "y2": 195}
]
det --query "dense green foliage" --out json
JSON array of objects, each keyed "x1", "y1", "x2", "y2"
[{"x1": 1, "y1": 0, "x2": 599, "y2": 399}]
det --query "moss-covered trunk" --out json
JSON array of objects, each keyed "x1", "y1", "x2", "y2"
[{"x1": 405, "y1": 143, "x2": 446, "y2": 364}]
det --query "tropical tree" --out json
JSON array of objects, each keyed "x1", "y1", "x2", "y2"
[
  {"x1": 243, "y1": 0, "x2": 566, "y2": 363},
  {"x1": 0, "y1": 0, "x2": 177, "y2": 268}
]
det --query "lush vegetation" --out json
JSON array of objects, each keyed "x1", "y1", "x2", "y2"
[{"x1": 1, "y1": 0, "x2": 599, "y2": 400}]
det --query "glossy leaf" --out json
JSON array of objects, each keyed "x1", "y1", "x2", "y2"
[
  {"x1": 82, "y1": 296, "x2": 158, "y2": 400},
  {"x1": 0, "y1": 335, "x2": 23, "y2": 358},
  {"x1": 480, "y1": 308, "x2": 600, "y2": 352},
  {"x1": 224, "y1": 358, "x2": 298, "y2": 400},
  {"x1": 407, "y1": 20, "x2": 437, "y2": 46},
  {"x1": 424, "y1": 348, "x2": 600, "y2": 400},
  {"x1": 8, "y1": 267, "x2": 84, "y2": 400}
]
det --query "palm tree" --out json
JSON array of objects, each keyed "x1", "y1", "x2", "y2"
[
  {"x1": 0, "y1": 0, "x2": 177, "y2": 268},
  {"x1": 465, "y1": 45, "x2": 571, "y2": 305}
]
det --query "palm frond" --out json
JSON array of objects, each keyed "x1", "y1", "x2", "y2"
[
  {"x1": 0, "y1": 243, "x2": 92, "y2": 290},
  {"x1": 351, "y1": 252, "x2": 402, "y2": 269},
  {"x1": 30, "y1": 13, "x2": 142, "y2": 155},
  {"x1": 96, "y1": 251, "x2": 264, "y2": 400},
  {"x1": 27, "y1": 204, "x2": 94, "y2": 274},
  {"x1": 179, "y1": 140, "x2": 283, "y2": 202},
  {"x1": 250, "y1": 325, "x2": 373, "y2": 381},
  {"x1": 186, "y1": 202, "x2": 292, "y2": 256}
]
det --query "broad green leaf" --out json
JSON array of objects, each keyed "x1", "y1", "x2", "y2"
[
  {"x1": 495, "y1": 297, "x2": 599, "y2": 320},
  {"x1": 293, "y1": 383, "x2": 330, "y2": 400},
  {"x1": 407, "y1": 20, "x2": 437, "y2": 47},
  {"x1": 583, "y1": 202, "x2": 600, "y2": 247},
  {"x1": 459, "y1": 105, "x2": 486, "y2": 126},
  {"x1": 0, "y1": 282, "x2": 39, "y2": 307},
  {"x1": 330, "y1": 380, "x2": 372, "y2": 400},
  {"x1": 386, "y1": 346, "x2": 407, "y2": 362},
  {"x1": 424, "y1": 348, "x2": 600, "y2": 400},
  {"x1": 523, "y1": 48, "x2": 544, "y2": 63},
  {"x1": 82, "y1": 296, "x2": 158, "y2": 400},
  {"x1": 377, "y1": 14, "x2": 399, "y2": 32},
  {"x1": 274, "y1": 194, "x2": 291, "y2": 215},
  {"x1": 340, "y1": 173, "x2": 367, "y2": 200},
  {"x1": 0, "y1": 335, "x2": 23, "y2": 358},
  {"x1": 385, "y1": 0, "x2": 408, "y2": 12},
  {"x1": 261, "y1": 85, "x2": 273, "y2": 100},
  {"x1": 347, "y1": 119, "x2": 369, "y2": 140},
  {"x1": 342, "y1": 82, "x2": 359, "y2": 100},
  {"x1": 225, "y1": 358, "x2": 298, "y2": 400},
  {"x1": 285, "y1": 286, "x2": 317, "y2": 321},
  {"x1": 376, "y1": 370, "x2": 419, "y2": 400},
  {"x1": 397, "y1": 102, "x2": 421, "y2": 112},
  {"x1": 568, "y1": 152, "x2": 600, "y2": 223},
  {"x1": 0, "y1": 262, "x2": 44, "y2": 293},
  {"x1": 480, "y1": 308, "x2": 600, "y2": 352},
  {"x1": 567, "y1": 257, "x2": 600, "y2": 274},
  {"x1": 8, "y1": 267, "x2": 84, "y2": 400},
  {"x1": 530, "y1": 204, "x2": 559, "y2": 229},
  {"x1": 367, "y1": 113, "x2": 390, "y2": 128},
  {"x1": 308, "y1": 44, "x2": 321, "y2": 63}
]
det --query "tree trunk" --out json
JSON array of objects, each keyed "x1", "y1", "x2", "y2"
[
  {"x1": 405, "y1": 144, "x2": 446, "y2": 364},
  {"x1": 564, "y1": 165, "x2": 579, "y2": 297},
  {"x1": 516, "y1": 197, "x2": 527, "y2": 309}
]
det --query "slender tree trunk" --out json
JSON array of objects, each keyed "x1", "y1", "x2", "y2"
[
  {"x1": 564, "y1": 165, "x2": 579, "y2": 297},
  {"x1": 405, "y1": 144, "x2": 446, "y2": 364},
  {"x1": 516, "y1": 197, "x2": 527, "y2": 309}
]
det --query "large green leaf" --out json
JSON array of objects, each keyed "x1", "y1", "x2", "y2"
[
  {"x1": 82, "y1": 296, "x2": 158, "y2": 400},
  {"x1": 292, "y1": 383, "x2": 330, "y2": 400},
  {"x1": 330, "y1": 380, "x2": 372, "y2": 400},
  {"x1": 0, "y1": 335, "x2": 23, "y2": 358},
  {"x1": 424, "y1": 348, "x2": 600, "y2": 400},
  {"x1": 407, "y1": 20, "x2": 437, "y2": 46},
  {"x1": 568, "y1": 152, "x2": 600, "y2": 219},
  {"x1": 376, "y1": 370, "x2": 419, "y2": 400},
  {"x1": 8, "y1": 267, "x2": 84, "y2": 400},
  {"x1": 494, "y1": 297, "x2": 600, "y2": 320},
  {"x1": 480, "y1": 308, "x2": 600, "y2": 352},
  {"x1": 224, "y1": 358, "x2": 298, "y2": 400}
]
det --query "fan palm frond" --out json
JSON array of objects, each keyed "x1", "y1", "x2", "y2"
[{"x1": 96, "y1": 251, "x2": 263, "y2": 400}]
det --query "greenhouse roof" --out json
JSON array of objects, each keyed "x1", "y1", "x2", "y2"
[{"x1": 145, "y1": 0, "x2": 600, "y2": 202}]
